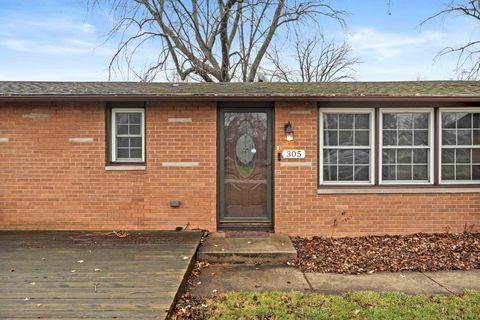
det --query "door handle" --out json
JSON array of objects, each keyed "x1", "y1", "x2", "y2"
[{"x1": 264, "y1": 162, "x2": 272, "y2": 167}]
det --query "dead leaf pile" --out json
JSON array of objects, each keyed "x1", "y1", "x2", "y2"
[
  {"x1": 290, "y1": 232, "x2": 480, "y2": 274},
  {"x1": 170, "y1": 291, "x2": 210, "y2": 320},
  {"x1": 171, "y1": 260, "x2": 211, "y2": 319},
  {"x1": 190, "y1": 261, "x2": 210, "y2": 279}
]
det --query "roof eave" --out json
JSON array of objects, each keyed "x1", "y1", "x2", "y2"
[{"x1": 1, "y1": 94, "x2": 480, "y2": 102}]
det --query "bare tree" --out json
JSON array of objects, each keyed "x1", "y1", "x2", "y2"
[
  {"x1": 89, "y1": 0, "x2": 345, "y2": 82},
  {"x1": 422, "y1": 0, "x2": 480, "y2": 80},
  {"x1": 263, "y1": 35, "x2": 359, "y2": 82}
]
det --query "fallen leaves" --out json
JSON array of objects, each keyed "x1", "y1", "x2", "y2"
[
  {"x1": 171, "y1": 260, "x2": 210, "y2": 319},
  {"x1": 171, "y1": 290, "x2": 215, "y2": 320},
  {"x1": 190, "y1": 261, "x2": 210, "y2": 278},
  {"x1": 290, "y1": 232, "x2": 480, "y2": 274}
]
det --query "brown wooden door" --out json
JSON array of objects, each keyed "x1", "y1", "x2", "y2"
[{"x1": 219, "y1": 106, "x2": 273, "y2": 226}]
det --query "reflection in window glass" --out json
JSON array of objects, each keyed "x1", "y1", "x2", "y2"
[
  {"x1": 322, "y1": 112, "x2": 372, "y2": 183},
  {"x1": 113, "y1": 110, "x2": 144, "y2": 161},
  {"x1": 441, "y1": 112, "x2": 480, "y2": 182},
  {"x1": 381, "y1": 112, "x2": 431, "y2": 182}
]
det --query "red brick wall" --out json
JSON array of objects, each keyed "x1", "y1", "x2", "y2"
[
  {"x1": 0, "y1": 101, "x2": 216, "y2": 231},
  {"x1": 274, "y1": 102, "x2": 480, "y2": 236},
  {"x1": 1, "y1": 100, "x2": 479, "y2": 235}
]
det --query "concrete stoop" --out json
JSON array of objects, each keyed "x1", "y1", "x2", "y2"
[{"x1": 197, "y1": 232, "x2": 297, "y2": 263}]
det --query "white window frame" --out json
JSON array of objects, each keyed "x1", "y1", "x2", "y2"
[
  {"x1": 319, "y1": 108, "x2": 375, "y2": 185},
  {"x1": 439, "y1": 107, "x2": 480, "y2": 185},
  {"x1": 379, "y1": 108, "x2": 434, "y2": 185},
  {"x1": 111, "y1": 108, "x2": 145, "y2": 163}
]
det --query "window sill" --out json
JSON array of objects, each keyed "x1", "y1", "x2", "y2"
[
  {"x1": 317, "y1": 187, "x2": 480, "y2": 194},
  {"x1": 105, "y1": 165, "x2": 146, "y2": 171}
]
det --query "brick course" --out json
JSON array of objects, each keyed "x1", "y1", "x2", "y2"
[{"x1": 0, "y1": 100, "x2": 479, "y2": 235}]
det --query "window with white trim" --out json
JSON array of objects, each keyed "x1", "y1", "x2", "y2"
[
  {"x1": 320, "y1": 109, "x2": 374, "y2": 184},
  {"x1": 380, "y1": 109, "x2": 434, "y2": 184},
  {"x1": 440, "y1": 110, "x2": 480, "y2": 183},
  {"x1": 111, "y1": 108, "x2": 145, "y2": 162}
]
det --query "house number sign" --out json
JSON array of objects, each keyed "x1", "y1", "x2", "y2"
[{"x1": 282, "y1": 150, "x2": 306, "y2": 159}]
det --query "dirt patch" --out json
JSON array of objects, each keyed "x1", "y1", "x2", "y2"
[
  {"x1": 171, "y1": 261, "x2": 210, "y2": 320},
  {"x1": 290, "y1": 232, "x2": 480, "y2": 274}
]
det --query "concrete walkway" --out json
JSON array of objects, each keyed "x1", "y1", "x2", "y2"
[
  {"x1": 190, "y1": 264, "x2": 480, "y2": 296},
  {"x1": 0, "y1": 231, "x2": 202, "y2": 319}
]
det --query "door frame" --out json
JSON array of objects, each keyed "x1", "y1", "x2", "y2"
[{"x1": 217, "y1": 102, "x2": 274, "y2": 230}]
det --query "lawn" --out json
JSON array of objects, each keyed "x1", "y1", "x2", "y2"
[{"x1": 175, "y1": 291, "x2": 480, "y2": 319}]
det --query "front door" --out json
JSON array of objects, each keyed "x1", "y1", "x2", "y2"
[{"x1": 218, "y1": 104, "x2": 273, "y2": 229}]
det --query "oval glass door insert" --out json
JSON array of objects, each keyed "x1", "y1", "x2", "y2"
[{"x1": 235, "y1": 121, "x2": 256, "y2": 177}]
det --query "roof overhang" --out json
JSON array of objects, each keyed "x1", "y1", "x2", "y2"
[
  {"x1": 1, "y1": 81, "x2": 480, "y2": 102},
  {"x1": 1, "y1": 94, "x2": 480, "y2": 103}
]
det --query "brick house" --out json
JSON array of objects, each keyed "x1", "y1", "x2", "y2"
[{"x1": 0, "y1": 81, "x2": 479, "y2": 236}]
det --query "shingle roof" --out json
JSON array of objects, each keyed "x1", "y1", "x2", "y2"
[{"x1": 1, "y1": 81, "x2": 480, "y2": 100}]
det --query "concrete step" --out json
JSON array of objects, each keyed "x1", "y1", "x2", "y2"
[{"x1": 197, "y1": 232, "x2": 297, "y2": 263}]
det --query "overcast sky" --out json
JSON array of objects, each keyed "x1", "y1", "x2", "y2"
[{"x1": 0, "y1": 0, "x2": 478, "y2": 81}]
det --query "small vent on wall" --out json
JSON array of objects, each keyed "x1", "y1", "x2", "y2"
[{"x1": 170, "y1": 200, "x2": 182, "y2": 208}]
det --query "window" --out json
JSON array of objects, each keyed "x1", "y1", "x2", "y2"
[
  {"x1": 380, "y1": 109, "x2": 433, "y2": 184},
  {"x1": 320, "y1": 109, "x2": 374, "y2": 185},
  {"x1": 111, "y1": 108, "x2": 145, "y2": 163},
  {"x1": 319, "y1": 106, "x2": 480, "y2": 188},
  {"x1": 440, "y1": 109, "x2": 480, "y2": 183}
]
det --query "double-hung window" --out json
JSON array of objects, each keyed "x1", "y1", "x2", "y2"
[
  {"x1": 111, "y1": 108, "x2": 145, "y2": 163},
  {"x1": 319, "y1": 106, "x2": 480, "y2": 188},
  {"x1": 380, "y1": 109, "x2": 434, "y2": 184},
  {"x1": 320, "y1": 109, "x2": 375, "y2": 185},
  {"x1": 440, "y1": 109, "x2": 480, "y2": 183}
]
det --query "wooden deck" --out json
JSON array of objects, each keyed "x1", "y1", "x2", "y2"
[{"x1": 0, "y1": 231, "x2": 202, "y2": 319}]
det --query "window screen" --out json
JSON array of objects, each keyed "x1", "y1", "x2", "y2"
[
  {"x1": 112, "y1": 109, "x2": 145, "y2": 162},
  {"x1": 321, "y1": 111, "x2": 373, "y2": 184},
  {"x1": 381, "y1": 112, "x2": 432, "y2": 183},
  {"x1": 441, "y1": 112, "x2": 480, "y2": 182}
]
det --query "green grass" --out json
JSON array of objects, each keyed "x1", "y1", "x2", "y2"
[{"x1": 196, "y1": 291, "x2": 480, "y2": 320}]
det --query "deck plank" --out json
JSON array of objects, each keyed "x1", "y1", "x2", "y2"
[{"x1": 0, "y1": 231, "x2": 201, "y2": 319}]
